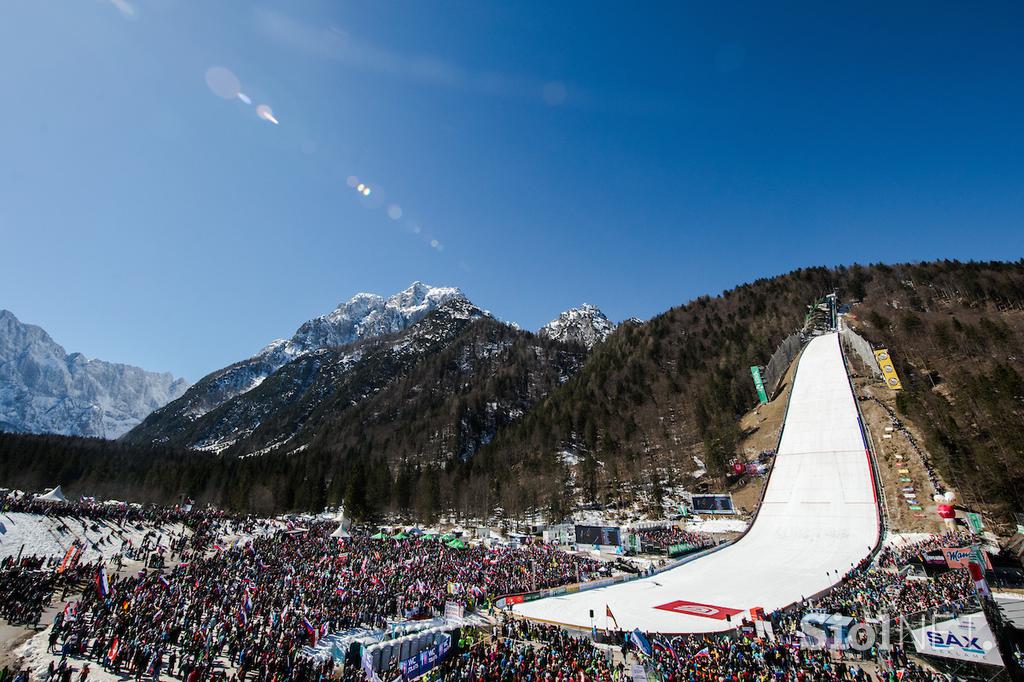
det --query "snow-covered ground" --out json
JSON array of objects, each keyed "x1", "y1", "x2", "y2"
[
  {"x1": 880, "y1": 532, "x2": 934, "y2": 549},
  {"x1": 0, "y1": 512, "x2": 184, "y2": 564},
  {"x1": 514, "y1": 333, "x2": 881, "y2": 633}
]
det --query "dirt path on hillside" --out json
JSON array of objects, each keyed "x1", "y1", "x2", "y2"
[
  {"x1": 847, "y1": 353, "x2": 945, "y2": 533},
  {"x1": 730, "y1": 352, "x2": 801, "y2": 514}
]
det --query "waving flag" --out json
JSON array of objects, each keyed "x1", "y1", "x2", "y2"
[
  {"x1": 606, "y1": 605, "x2": 620, "y2": 630},
  {"x1": 692, "y1": 647, "x2": 710, "y2": 659},
  {"x1": 96, "y1": 567, "x2": 110, "y2": 597},
  {"x1": 302, "y1": 617, "x2": 317, "y2": 644},
  {"x1": 159, "y1": 576, "x2": 171, "y2": 589},
  {"x1": 58, "y1": 544, "x2": 79, "y2": 574},
  {"x1": 107, "y1": 636, "x2": 120, "y2": 662},
  {"x1": 632, "y1": 629, "x2": 653, "y2": 657}
]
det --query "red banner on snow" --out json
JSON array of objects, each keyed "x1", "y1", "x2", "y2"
[{"x1": 654, "y1": 600, "x2": 743, "y2": 621}]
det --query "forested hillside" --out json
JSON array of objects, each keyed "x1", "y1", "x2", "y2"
[
  {"x1": 473, "y1": 260, "x2": 1024, "y2": 522},
  {"x1": 2, "y1": 260, "x2": 1023, "y2": 523},
  {"x1": 844, "y1": 261, "x2": 1024, "y2": 521}
]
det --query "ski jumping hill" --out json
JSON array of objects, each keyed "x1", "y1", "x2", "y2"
[{"x1": 513, "y1": 332, "x2": 881, "y2": 633}]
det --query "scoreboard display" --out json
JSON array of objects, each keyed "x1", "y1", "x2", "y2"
[{"x1": 574, "y1": 525, "x2": 621, "y2": 546}]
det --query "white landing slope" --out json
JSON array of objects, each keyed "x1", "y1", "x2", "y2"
[{"x1": 514, "y1": 333, "x2": 880, "y2": 633}]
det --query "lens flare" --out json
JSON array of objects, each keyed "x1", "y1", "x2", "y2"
[
  {"x1": 205, "y1": 67, "x2": 241, "y2": 99},
  {"x1": 256, "y1": 104, "x2": 279, "y2": 125}
]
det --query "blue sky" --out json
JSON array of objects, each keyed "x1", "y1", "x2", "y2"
[{"x1": 2, "y1": 2, "x2": 1022, "y2": 381}]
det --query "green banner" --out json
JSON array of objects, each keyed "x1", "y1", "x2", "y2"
[
  {"x1": 750, "y1": 366, "x2": 768, "y2": 404},
  {"x1": 668, "y1": 543, "x2": 697, "y2": 558},
  {"x1": 966, "y1": 512, "x2": 984, "y2": 534}
]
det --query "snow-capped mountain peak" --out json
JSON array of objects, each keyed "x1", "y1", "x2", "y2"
[
  {"x1": 538, "y1": 304, "x2": 616, "y2": 349},
  {"x1": 132, "y1": 283, "x2": 471, "y2": 429},
  {"x1": 0, "y1": 309, "x2": 189, "y2": 438},
  {"x1": 259, "y1": 282, "x2": 466, "y2": 364}
]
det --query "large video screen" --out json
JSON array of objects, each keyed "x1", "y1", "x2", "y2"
[
  {"x1": 691, "y1": 494, "x2": 735, "y2": 514},
  {"x1": 574, "y1": 525, "x2": 621, "y2": 546}
]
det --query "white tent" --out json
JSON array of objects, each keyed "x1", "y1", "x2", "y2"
[
  {"x1": 36, "y1": 486, "x2": 67, "y2": 503},
  {"x1": 330, "y1": 523, "x2": 352, "y2": 539}
]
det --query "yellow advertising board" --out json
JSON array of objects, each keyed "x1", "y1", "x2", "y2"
[{"x1": 873, "y1": 349, "x2": 903, "y2": 390}]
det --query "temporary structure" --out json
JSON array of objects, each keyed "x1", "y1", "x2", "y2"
[
  {"x1": 330, "y1": 523, "x2": 352, "y2": 539},
  {"x1": 35, "y1": 486, "x2": 67, "y2": 503}
]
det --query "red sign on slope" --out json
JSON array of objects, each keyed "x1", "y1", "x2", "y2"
[{"x1": 654, "y1": 600, "x2": 743, "y2": 621}]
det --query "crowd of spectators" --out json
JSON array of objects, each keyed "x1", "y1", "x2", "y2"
[
  {"x1": 362, "y1": 614, "x2": 953, "y2": 682},
  {"x1": 874, "y1": 532, "x2": 976, "y2": 569},
  {"x1": 0, "y1": 494, "x2": 223, "y2": 528},
  {"x1": 633, "y1": 527, "x2": 718, "y2": 554},
  {"x1": 2, "y1": 514, "x2": 605, "y2": 681},
  {"x1": 0, "y1": 503, "x2": 994, "y2": 682},
  {"x1": 426, "y1": 620, "x2": 621, "y2": 682}
]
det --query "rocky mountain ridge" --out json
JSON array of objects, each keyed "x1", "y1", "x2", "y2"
[{"x1": 0, "y1": 310, "x2": 188, "y2": 438}]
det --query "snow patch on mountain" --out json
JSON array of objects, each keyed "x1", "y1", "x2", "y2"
[
  {"x1": 258, "y1": 282, "x2": 465, "y2": 366},
  {"x1": 0, "y1": 310, "x2": 189, "y2": 438},
  {"x1": 153, "y1": 282, "x2": 468, "y2": 424},
  {"x1": 538, "y1": 304, "x2": 615, "y2": 349}
]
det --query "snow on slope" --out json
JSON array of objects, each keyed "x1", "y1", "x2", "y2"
[
  {"x1": 156, "y1": 282, "x2": 466, "y2": 423},
  {"x1": 0, "y1": 310, "x2": 189, "y2": 438},
  {"x1": 513, "y1": 333, "x2": 880, "y2": 633},
  {"x1": 258, "y1": 282, "x2": 465, "y2": 367},
  {"x1": 0, "y1": 512, "x2": 186, "y2": 563},
  {"x1": 539, "y1": 304, "x2": 615, "y2": 349}
]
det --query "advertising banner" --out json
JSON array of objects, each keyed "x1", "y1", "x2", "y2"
[
  {"x1": 667, "y1": 543, "x2": 698, "y2": 558},
  {"x1": 750, "y1": 366, "x2": 769, "y2": 404},
  {"x1": 911, "y1": 612, "x2": 1003, "y2": 667},
  {"x1": 691, "y1": 494, "x2": 735, "y2": 515},
  {"x1": 443, "y1": 601, "x2": 464, "y2": 620},
  {"x1": 400, "y1": 634, "x2": 452, "y2": 679},
  {"x1": 873, "y1": 350, "x2": 903, "y2": 390},
  {"x1": 654, "y1": 599, "x2": 743, "y2": 621},
  {"x1": 966, "y1": 512, "x2": 984, "y2": 534},
  {"x1": 942, "y1": 547, "x2": 992, "y2": 570}
]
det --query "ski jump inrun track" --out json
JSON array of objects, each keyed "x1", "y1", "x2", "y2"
[{"x1": 513, "y1": 332, "x2": 882, "y2": 634}]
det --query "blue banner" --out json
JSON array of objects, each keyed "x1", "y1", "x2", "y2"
[{"x1": 400, "y1": 634, "x2": 452, "y2": 680}]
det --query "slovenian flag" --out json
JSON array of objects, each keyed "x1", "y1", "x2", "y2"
[
  {"x1": 302, "y1": 617, "x2": 317, "y2": 644},
  {"x1": 632, "y1": 629, "x2": 653, "y2": 657},
  {"x1": 692, "y1": 646, "x2": 710, "y2": 659},
  {"x1": 96, "y1": 568, "x2": 110, "y2": 597},
  {"x1": 159, "y1": 576, "x2": 171, "y2": 589}
]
